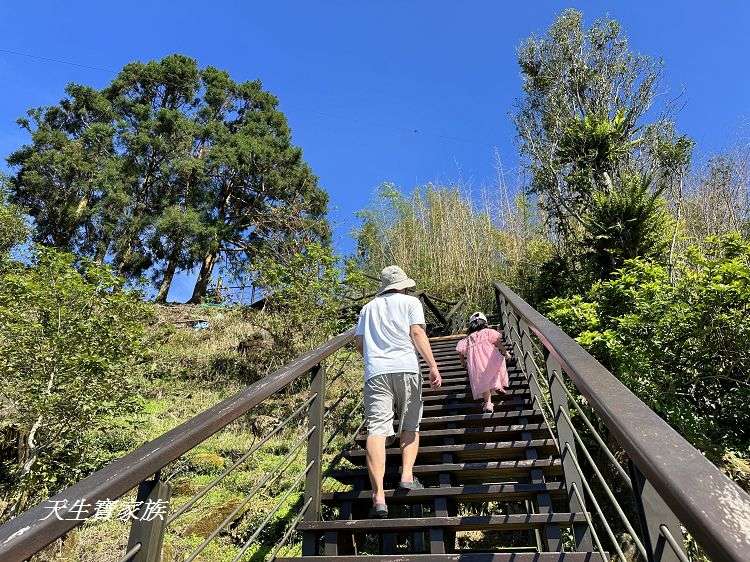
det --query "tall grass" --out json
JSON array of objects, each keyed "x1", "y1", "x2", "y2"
[{"x1": 354, "y1": 177, "x2": 552, "y2": 312}]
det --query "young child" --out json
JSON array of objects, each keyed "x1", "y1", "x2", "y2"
[{"x1": 456, "y1": 312, "x2": 511, "y2": 413}]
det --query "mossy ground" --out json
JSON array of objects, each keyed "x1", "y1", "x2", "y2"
[{"x1": 34, "y1": 304, "x2": 362, "y2": 562}]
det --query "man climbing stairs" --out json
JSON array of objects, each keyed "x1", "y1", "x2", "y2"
[{"x1": 278, "y1": 333, "x2": 600, "y2": 560}]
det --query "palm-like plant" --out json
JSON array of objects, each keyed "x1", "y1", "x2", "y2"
[{"x1": 583, "y1": 172, "x2": 671, "y2": 278}]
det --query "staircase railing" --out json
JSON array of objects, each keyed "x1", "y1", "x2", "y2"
[
  {"x1": 417, "y1": 292, "x2": 466, "y2": 336},
  {"x1": 0, "y1": 329, "x2": 357, "y2": 562},
  {"x1": 494, "y1": 281, "x2": 750, "y2": 562}
]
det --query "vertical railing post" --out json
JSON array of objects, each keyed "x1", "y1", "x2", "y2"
[
  {"x1": 517, "y1": 318, "x2": 537, "y2": 378},
  {"x1": 499, "y1": 295, "x2": 517, "y2": 368},
  {"x1": 546, "y1": 358, "x2": 593, "y2": 551},
  {"x1": 506, "y1": 307, "x2": 522, "y2": 354},
  {"x1": 302, "y1": 363, "x2": 326, "y2": 556},
  {"x1": 125, "y1": 472, "x2": 172, "y2": 562},
  {"x1": 517, "y1": 318, "x2": 561, "y2": 551},
  {"x1": 628, "y1": 461, "x2": 684, "y2": 562},
  {"x1": 495, "y1": 286, "x2": 508, "y2": 333}
]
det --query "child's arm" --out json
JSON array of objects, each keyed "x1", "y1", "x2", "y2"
[
  {"x1": 495, "y1": 330, "x2": 513, "y2": 359},
  {"x1": 456, "y1": 338, "x2": 467, "y2": 368}
]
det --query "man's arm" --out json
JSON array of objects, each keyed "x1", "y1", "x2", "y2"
[
  {"x1": 355, "y1": 335, "x2": 364, "y2": 355},
  {"x1": 410, "y1": 324, "x2": 441, "y2": 389}
]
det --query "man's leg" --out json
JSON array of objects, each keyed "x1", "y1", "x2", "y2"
[
  {"x1": 398, "y1": 372, "x2": 423, "y2": 484},
  {"x1": 366, "y1": 435, "x2": 387, "y2": 504},
  {"x1": 400, "y1": 430, "x2": 419, "y2": 483},
  {"x1": 363, "y1": 374, "x2": 395, "y2": 507}
]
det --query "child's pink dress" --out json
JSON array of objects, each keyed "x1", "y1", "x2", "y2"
[{"x1": 456, "y1": 328, "x2": 509, "y2": 399}]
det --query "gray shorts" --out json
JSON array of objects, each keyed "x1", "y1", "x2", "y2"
[{"x1": 364, "y1": 372, "x2": 423, "y2": 437}]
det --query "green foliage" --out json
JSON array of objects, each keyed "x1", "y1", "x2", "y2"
[
  {"x1": 642, "y1": 121, "x2": 694, "y2": 181},
  {"x1": 582, "y1": 173, "x2": 673, "y2": 278},
  {"x1": 516, "y1": 9, "x2": 666, "y2": 234},
  {"x1": 7, "y1": 54, "x2": 329, "y2": 303},
  {"x1": 0, "y1": 247, "x2": 152, "y2": 514},
  {"x1": 557, "y1": 110, "x2": 637, "y2": 197},
  {"x1": 516, "y1": 9, "x2": 692, "y2": 289},
  {"x1": 0, "y1": 184, "x2": 28, "y2": 257},
  {"x1": 545, "y1": 234, "x2": 750, "y2": 456},
  {"x1": 255, "y1": 241, "x2": 344, "y2": 348}
]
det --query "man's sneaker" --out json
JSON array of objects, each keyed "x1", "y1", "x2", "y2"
[
  {"x1": 370, "y1": 503, "x2": 389, "y2": 518},
  {"x1": 398, "y1": 477, "x2": 424, "y2": 490}
]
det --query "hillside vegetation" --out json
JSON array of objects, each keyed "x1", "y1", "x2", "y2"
[
  {"x1": 50, "y1": 305, "x2": 361, "y2": 562},
  {"x1": 0, "y1": 242, "x2": 360, "y2": 560}
]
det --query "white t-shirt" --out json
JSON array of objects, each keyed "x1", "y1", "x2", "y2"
[{"x1": 355, "y1": 292, "x2": 426, "y2": 381}]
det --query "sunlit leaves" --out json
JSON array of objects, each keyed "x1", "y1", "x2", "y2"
[
  {"x1": 0, "y1": 247, "x2": 152, "y2": 511},
  {"x1": 545, "y1": 234, "x2": 750, "y2": 457}
]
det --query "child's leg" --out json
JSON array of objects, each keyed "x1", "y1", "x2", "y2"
[{"x1": 482, "y1": 390, "x2": 493, "y2": 410}]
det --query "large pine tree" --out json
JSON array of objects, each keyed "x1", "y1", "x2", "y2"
[{"x1": 8, "y1": 54, "x2": 329, "y2": 302}]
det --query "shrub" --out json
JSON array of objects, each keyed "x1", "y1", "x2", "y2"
[
  {"x1": 545, "y1": 233, "x2": 750, "y2": 459},
  {"x1": 0, "y1": 247, "x2": 152, "y2": 515},
  {"x1": 582, "y1": 173, "x2": 673, "y2": 279},
  {"x1": 254, "y1": 241, "x2": 343, "y2": 350}
]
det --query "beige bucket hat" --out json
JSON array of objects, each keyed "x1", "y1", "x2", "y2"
[{"x1": 377, "y1": 265, "x2": 416, "y2": 295}]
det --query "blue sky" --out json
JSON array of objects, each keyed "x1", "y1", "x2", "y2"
[{"x1": 1, "y1": 1, "x2": 748, "y2": 301}]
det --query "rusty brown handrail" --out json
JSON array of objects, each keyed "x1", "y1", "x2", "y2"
[
  {"x1": 494, "y1": 281, "x2": 750, "y2": 562},
  {"x1": 0, "y1": 328, "x2": 355, "y2": 562}
]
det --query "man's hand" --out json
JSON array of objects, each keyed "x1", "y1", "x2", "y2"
[
  {"x1": 429, "y1": 365, "x2": 442, "y2": 390},
  {"x1": 410, "y1": 324, "x2": 441, "y2": 390}
]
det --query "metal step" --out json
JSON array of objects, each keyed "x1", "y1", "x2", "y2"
[
  {"x1": 321, "y1": 482, "x2": 566, "y2": 504},
  {"x1": 326, "y1": 458, "x2": 563, "y2": 484},
  {"x1": 422, "y1": 388, "x2": 530, "y2": 403},
  {"x1": 278, "y1": 552, "x2": 605, "y2": 561},
  {"x1": 355, "y1": 423, "x2": 550, "y2": 445},
  {"x1": 422, "y1": 398, "x2": 534, "y2": 414},
  {"x1": 416, "y1": 409, "x2": 546, "y2": 428},
  {"x1": 343, "y1": 439, "x2": 558, "y2": 464},
  {"x1": 297, "y1": 512, "x2": 588, "y2": 532},
  {"x1": 422, "y1": 378, "x2": 529, "y2": 393}
]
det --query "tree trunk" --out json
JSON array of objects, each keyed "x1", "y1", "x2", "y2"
[
  {"x1": 668, "y1": 176, "x2": 684, "y2": 283},
  {"x1": 155, "y1": 247, "x2": 180, "y2": 303},
  {"x1": 189, "y1": 180, "x2": 229, "y2": 303},
  {"x1": 189, "y1": 250, "x2": 218, "y2": 303},
  {"x1": 117, "y1": 244, "x2": 133, "y2": 275},
  {"x1": 94, "y1": 239, "x2": 109, "y2": 264}
]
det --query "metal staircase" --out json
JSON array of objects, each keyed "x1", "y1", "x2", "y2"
[{"x1": 277, "y1": 334, "x2": 597, "y2": 560}]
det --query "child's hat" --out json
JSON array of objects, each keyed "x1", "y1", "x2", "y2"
[{"x1": 469, "y1": 311, "x2": 488, "y2": 323}]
